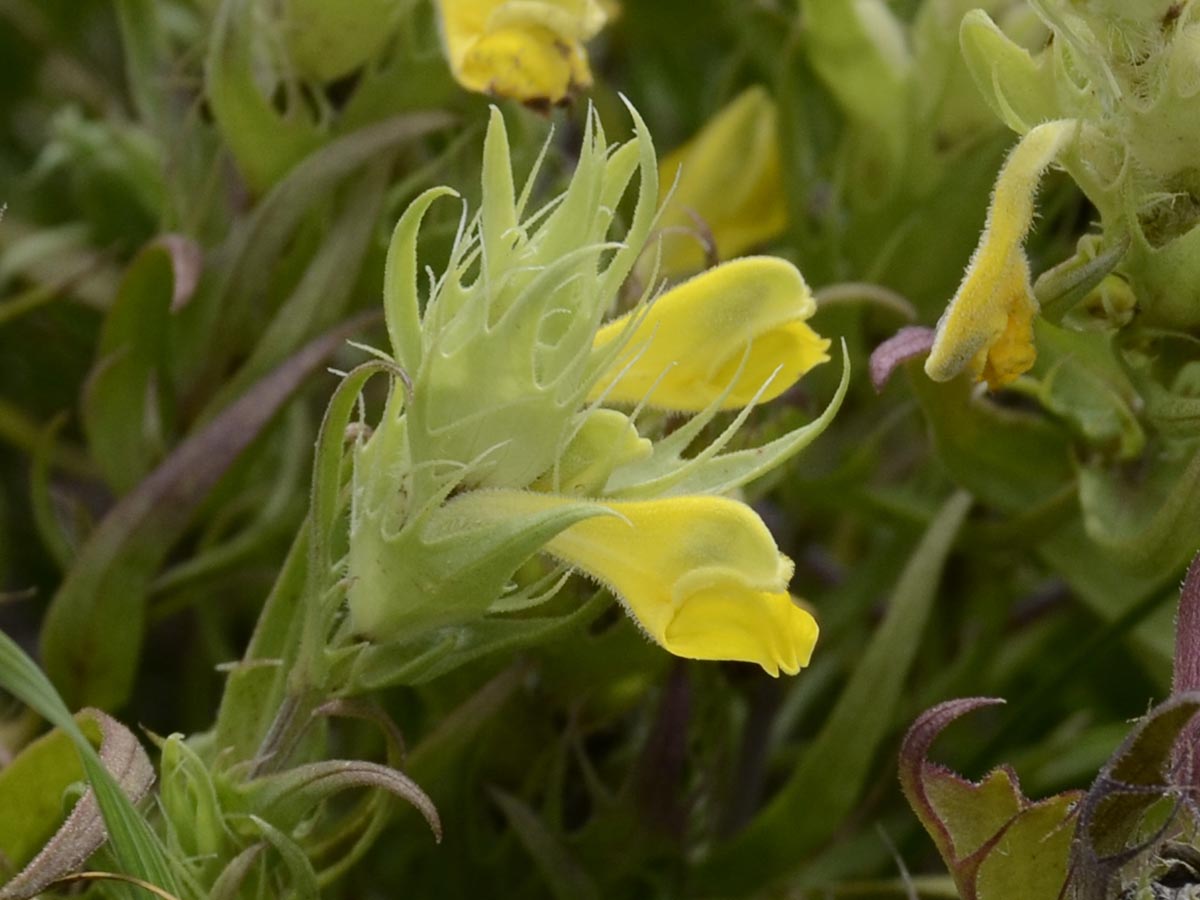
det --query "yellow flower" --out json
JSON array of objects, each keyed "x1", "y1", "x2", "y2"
[
  {"x1": 653, "y1": 86, "x2": 788, "y2": 276},
  {"x1": 434, "y1": 0, "x2": 607, "y2": 105},
  {"x1": 590, "y1": 256, "x2": 829, "y2": 411},
  {"x1": 462, "y1": 490, "x2": 818, "y2": 676},
  {"x1": 925, "y1": 120, "x2": 1074, "y2": 389}
]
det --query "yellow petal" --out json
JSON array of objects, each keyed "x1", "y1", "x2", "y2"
[
  {"x1": 590, "y1": 256, "x2": 830, "y2": 411},
  {"x1": 476, "y1": 490, "x2": 818, "y2": 675},
  {"x1": 654, "y1": 86, "x2": 788, "y2": 276},
  {"x1": 925, "y1": 119, "x2": 1074, "y2": 389},
  {"x1": 663, "y1": 588, "x2": 817, "y2": 677},
  {"x1": 435, "y1": 0, "x2": 606, "y2": 104}
]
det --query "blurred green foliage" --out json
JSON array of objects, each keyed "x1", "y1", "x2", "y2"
[{"x1": 2, "y1": 1, "x2": 1199, "y2": 898}]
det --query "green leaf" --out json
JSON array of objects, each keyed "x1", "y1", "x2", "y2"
[
  {"x1": 187, "y1": 110, "x2": 452, "y2": 402},
  {"x1": 491, "y1": 789, "x2": 601, "y2": 900},
  {"x1": 698, "y1": 491, "x2": 972, "y2": 893},
  {"x1": 1078, "y1": 443, "x2": 1200, "y2": 575},
  {"x1": 216, "y1": 161, "x2": 391, "y2": 403},
  {"x1": 42, "y1": 316, "x2": 373, "y2": 709},
  {"x1": 0, "y1": 632, "x2": 180, "y2": 898},
  {"x1": 0, "y1": 718, "x2": 89, "y2": 879},
  {"x1": 82, "y1": 243, "x2": 174, "y2": 493},
  {"x1": 909, "y1": 364, "x2": 1074, "y2": 513},
  {"x1": 802, "y1": 0, "x2": 911, "y2": 183},
  {"x1": 0, "y1": 710, "x2": 157, "y2": 900},
  {"x1": 158, "y1": 734, "x2": 229, "y2": 864},
  {"x1": 974, "y1": 791, "x2": 1079, "y2": 900},
  {"x1": 898, "y1": 697, "x2": 1080, "y2": 900},
  {"x1": 243, "y1": 816, "x2": 319, "y2": 900},
  {"x1": 205, "y1": 0, "x2": 322, "y2": 193},
  {"x1": 30, "y1": 415, "x2": 81, "y2": 570},
  {"x1": 1031, "y1": 319, "x2": 1144, "y2": 459}
]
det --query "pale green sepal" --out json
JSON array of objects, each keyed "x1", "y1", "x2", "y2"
[
  {"x1": 960, "y1": 9, "x2": 1060, "y2": 134},
  {"x1": 608, "y1": 342, "x2": 849, "y2": 499},
  {"x1": 1034, "y1": 234, "x2": 1130, "y2": 324},
  {"x1": 598, "y1": 100, "x2": 659, "y2": 301},
  {"x1": 533, "y1": 409, "x2": 652, "y2": 497},
  {"x1": 383, "y1": 186, "x2": 460, "y2": 375},
  {"x1": 346, "y1": 491, "x2": 614, "y2": 641},
  {"x1": 480, "y1": 107, "x2": 519, "y2": 294}
]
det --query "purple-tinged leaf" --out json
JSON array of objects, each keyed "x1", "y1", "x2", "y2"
[
  {"x1": 154, "y1": 234, "x2": 202, "y2": 312},
  {"x1": 1173, "y1": 553, "x2": 1200, "y2": 695},
  {"x1": 899, "y1": 697, "x2": 1007, "y2": 870},
  {"x1": 236, "y1": 759, "x2": 441, "y2": 843},
  {"x1": 899, "y1": 697, "x2": 1080, "y2": 900},
  {"x1": 870, "y1": 326, "x2": 935, "y2": 392},
  {"x1": 1070, "y1": 693, "x2": 1200, "y2": 900}
]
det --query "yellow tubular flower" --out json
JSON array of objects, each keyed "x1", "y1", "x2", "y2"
[
  {"x1": 471, "y1": 490, "x2": 818, "y2": 676},
  {"x1": 590, "y1": 256, "x2": 830, "y2": 411},
  {"x1": 925, "y1": 119, "x2": 1074, "y2": 389},
  {"x1": 435, "y1": 0, "x2": 607, "y2": 104},
  {"x1": 655, "y1": 86, "x2": 788, "y2": 275}
]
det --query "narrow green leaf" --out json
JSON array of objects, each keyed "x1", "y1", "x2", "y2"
[
  {"x1": 30, "y1": 415, "x2": 80, "y2": 570},
  {"x1": 235, "y1": 759, "x2": 440, "y2": 841},
  {"x1": 0, "y1": 632, "x2": 180, "y2": 897},
  {"x1": 82, "y1": 243, "x2": 174, "y2": 493},
  {"x1": 205, "y1": 0, "x2": 322, "y2": 193},
  {"x1": 245, "y1": 816, "x2": 319, "y2": 900},
  {"x1": 491, "y1": 789, "x2": 601, "y2": 900},
  {"x1": 187, "y1": 110, "x2": 451, "y2": 404},
  {"x1": 699, "y1": 491, "x2": 972, "y2": 892}
]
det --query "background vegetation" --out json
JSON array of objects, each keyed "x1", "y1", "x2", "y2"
[{"x1": 1, "y1": 1, "x2": 1195, "y2": 897}]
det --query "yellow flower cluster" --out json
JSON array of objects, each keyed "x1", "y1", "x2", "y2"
[{"x1": 350, "y1": 106, "x2": 840, "y2": 677}]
